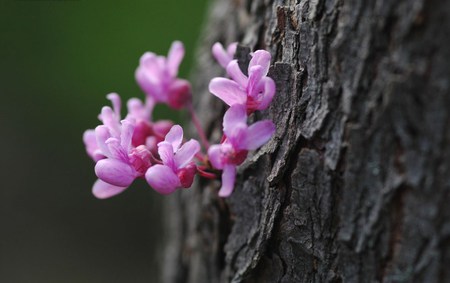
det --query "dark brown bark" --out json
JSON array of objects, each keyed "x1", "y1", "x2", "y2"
[{"x1": 163, "y1": 0, "x2": 450, "y2": 282}]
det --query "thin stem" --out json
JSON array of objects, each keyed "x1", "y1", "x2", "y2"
[
  {"x1": 187, "y1": 103, "x2": 210, "y2": 150},
  {"x1": 197, "y1": 167, "x2": 217, "y2": 179}
]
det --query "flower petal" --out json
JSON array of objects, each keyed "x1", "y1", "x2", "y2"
[
  {"x1": 105, "y1": 138, "x2": 128, "y2": 161},
  {"x1": 207, "y1": 144, "x2": 225, "y2": 170},
  {"x1": 92, "y1": 179, "x2": 127, "y2": 199},
  {"x1": 226, "y1": 42, "x2": 238, "y2": 57},
  {"x1": 106, "y1": 93, "x2": 121, "y2": 118},
  {"x1": 174, "y1": 139, "x2": 200, "y2": 169},
  {"x1": 95, "y1": 159, "x2": 136, "y2": 187},
  {"x1": 120, "y1": 119, "x2": 135, "y2": 152},
  {"x1": 145, "y1": 164, "x2": 181, "y2": 195},
  {"x1": 247, "y1": 65, "x2": 265, "y2": 95},
  {"x1": 223, "y1": 104, "x2": 247, "y2": 136},
  {"x1": 249, "y1": 50, "x2": 271, "y2": 75},
  {"x1": 226, "y1": 60, "x2": 248, "y2": 87},
  {"x1": 227, "y1": 124, "x2": 248, "y2": 150},
  {"x1": 244, "y1": 120, "x2": 275, "y2": 150},
  {"x1": 167, "y1": 41, "x2": 184, "y2": 77},
  {"x1": 99, "y1": 106, "x2": 120, "y2": 137},
  {"x1": 212, "y1": 42, "x2": 231, "y2": 68},
  {"x1": 95, "y1": 125, "x2": 112, "y2": 158},
  {"x1": 83, "y1": 129, "x2": 104, "y2": 162},
  {"x1": 209, "y1": 78, "x2": 247, "y2": 106},
  {"x1": 158, "y1": 141, "x2": 175, "y2": 169},
  {"x1": 135, "y1": 53, "x2": 167, "y2": 102},
  {"x1": 164, "y1": 125, "x2": 183, "y2": 151},
  {"x1": 126, "y1": 97, "x2": 151, "y2": 121},
  {"x1": 218, "y1": 164, "x2": 236, "y2": 197},
  {"x1": 255, "y1": 77, "x2": 276, "y2": 111}
]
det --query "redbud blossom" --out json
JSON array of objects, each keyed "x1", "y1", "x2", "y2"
[
  {"x1": 209, "y1": 50, "x2": 275, "y2": 113},
  {"x1": 208, "y1": 105, "x2": 275, "y2": 197},
  {"x1": 146, "y1": 125, "x2": 200, "y2": 195},
  {"x1": 93, "y1": 119, "x2": 153, "y2": 198},
  {"x1": 135, "y1": 41, "x2": 191, "y2": 109}
]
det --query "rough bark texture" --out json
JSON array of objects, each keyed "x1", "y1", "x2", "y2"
[{"x1": 163, "y1": 0, "x2": 450, "y2": 282}]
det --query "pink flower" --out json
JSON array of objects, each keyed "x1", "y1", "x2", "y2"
[
  {"x1": 135, "y1": 41, "x2": 191, "y2": 109},
  {"x1": 93, "y1": 119, "x2": 153, "y2": 198},
  {"x1": 145, "y1": 125, "x2": 200, "y2": 195},
  {"x1": 90, "y1": 95, "x2": 153, "y2": 198},
  {"x1": 212, "y1": 42, "x2": 238, "y2": 68},
  {"x1": 209, "y1": 50, "x2": 275, "y2": 113},
  {"x1": 208, "y1": 105, "x2": 275, "y2": 197}
]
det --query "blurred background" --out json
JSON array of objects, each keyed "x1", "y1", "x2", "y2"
[{"x1": 0, "y1": 0, "x2": 208, "y2": 282}]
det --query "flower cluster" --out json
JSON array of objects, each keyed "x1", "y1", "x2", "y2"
[
  {"x1": 208, "y1": 43, "x2": 276, "y2": 197},
  {"x1": 83, "y1": 41, "x2": 276, "y2": 199}
]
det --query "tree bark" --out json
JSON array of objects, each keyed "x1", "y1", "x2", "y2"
[{"x1": 163, "y1": 0, "x2": 450, "y2": 282}]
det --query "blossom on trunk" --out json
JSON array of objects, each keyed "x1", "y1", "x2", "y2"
[
  {"x1": 208, "y1": 105, "x2": 275, "y2": 197},
  {"x1": 135, "y1": 41, "x2": 191, "y2": 109},
  {"x1": 146, "y1": 125, "x2": 200, "y2": 195},
  {"x1": 209, "y1": 50, "x2": 275, "y2": 113},
  {"x1": 212, "y1": 42, "x2": 238, "y2": 68},
  {"x1": 93, "y1": 119, "x2": 153, "y2": 198}
]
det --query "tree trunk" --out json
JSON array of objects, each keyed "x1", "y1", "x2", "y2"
[{"x1": 163, "y1": 0, "x2": 450, "y2": 282}]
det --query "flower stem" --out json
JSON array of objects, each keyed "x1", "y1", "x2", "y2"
[{"x1": 188, "y1": 103, "x2": 210, "y2": 150}]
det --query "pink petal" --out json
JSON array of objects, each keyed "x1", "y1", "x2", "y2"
[
  {"x1": 92, "y1": 179, "x2": 127, "y2": 199},
  {"x1": 174, "y1": 139, "x2": 200, "y2": 169},
  {"x1": 105, "y1": 138, "x2": 128, "y2": 162},
  {"x1": 83, "y1": 129, "x2": 104, "y2": 162},
  {"x1": 158, "y1": 141, "x2": 175, "y2": 169},
  {"x1": 223, "y1": 104, "x2": 247, "y2": 136},
  {"x1": 226, "y1": 60, "x2": 248, "y2": 87},
  {"x1": 249, "y1": 50, "x2": 271, "y2": 75},
  {"x1": 255, "y1": 77, "x2": 276, "y2": 110},
  {"x1": 226, "y1": 42, "x2": 238, "y2": 57},
  {"x1": 120, "y1": 119, "x2": 135, "y2": 152},
  {"x1": 209, "y1": 78, "x2": 247, "y2": 106},
  {"x1": 207, "y1": 144, "x2": 225, "y2": 170},
  {"x1": 164, "y1": 125, "x2": 183, "y2": 150},
  {"x1": 139, "y1": 52, "x2": 162, "y2": 78},
  {"x1": 244, "y1": 120, "x2": 275, "y2": 150},
  {"x1": 126, "y1": 97, "x2": 151, "y2": 121},
  {"x1": 227, "y1": 124, "x2": 248, "y2": 150},
  {"x1": 95, "y1": 159, "x2": 136, "y2": 187},
  {"x1": 212, "y1": 42, "x2": 231, "y2": 68},
  {"x1": 135, "y1": 54, "x2": 167, "y2": 102},
  {"x1": 136, "y1": 68, "x2": 166, "y2": 102},
  {"x1": 95, "y1": 125, "x2": 112, "y2": 158},
  {"x1": 218, "y1": 164, "x2": 237, "y2": 197},
  {"x1": 139, "y1": 51, "x2": 156, "y2": 65},
  {"x1": 145, "y1": 164, "x2": 181, "y2": 195},
  {"x1": 167, "y1": 41, "x2": 184, "y2": 77},
  {"x1": 99, "y1": 106, "x2": 120, "y2": 137},
  {"x1": 247, "y1": 65, "x2": 265, "y2": 95},
  {"x1": 106, "y1": 93, "x2": 121, "y2": 118}
]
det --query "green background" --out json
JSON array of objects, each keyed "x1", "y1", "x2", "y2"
[{"x1": 0, "y1": 0, "x2": 208, "y2": 282}]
